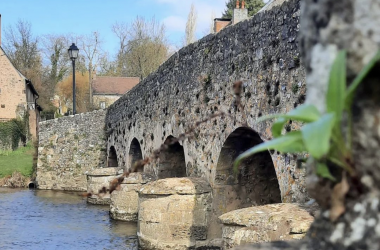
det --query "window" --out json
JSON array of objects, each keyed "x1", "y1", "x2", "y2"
[
  {"x1": 100, "y1": 101, "x2": 106, "y2": 109},
  {"x1": 1, "y1": 104, "x2": 5, "y2": 108}
]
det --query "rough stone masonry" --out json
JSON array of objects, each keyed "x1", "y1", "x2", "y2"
[
  {"x1": 36, "y1": 110, "x2": 107, "y2": 191},
  {"x1": 106, "y1": 0, "x2": 306, "y2": 214}
]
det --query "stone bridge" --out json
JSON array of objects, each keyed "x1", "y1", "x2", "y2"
[
  {"x1": 105, "y1": 0, "x2": 307, "y2": 231},
  {"x1": 37, "y1": 0, "x2": 308, "y2": 240}
]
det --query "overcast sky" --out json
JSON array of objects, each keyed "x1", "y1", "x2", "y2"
[{"x1": 0, "y1": 0, "x2": 269, "y2": 58}]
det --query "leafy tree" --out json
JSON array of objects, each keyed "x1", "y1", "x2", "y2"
[{"x1": 222, "y1": 0, "x2": 265, "y2": 19}]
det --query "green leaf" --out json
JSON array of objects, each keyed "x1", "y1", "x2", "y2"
[
  {"x1": 257, "y1": 104, "x2": 321, "y2": 124},
  {"x1": 327, "y1": 51, "x2": 346, "y2": 122},
  {"x1": 272, "y1": 117, "x2": 287, "y2": 138},
  {"x1": 316, "y1": 162, "x2": 336, "y2": 181},
  {"x1": 345, "y1": 50, "x2": 380, "y2": 108},
  {"x1": 233, "y1": 131, "x2": 305, "y2": 172},
  {"x1": 302, "y1": 113, "x2": 335, "y2": 160}
]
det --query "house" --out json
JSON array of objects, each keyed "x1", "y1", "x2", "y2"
[
  {"x1": 0, "y1": 15, "x2": 41, "y2": 140},
  {"x1": 213, "y1": 0, "x2": 249, "y2": 33},
  {"x1": 91, "y1": 74, "x2": 140, "y2": 109}
]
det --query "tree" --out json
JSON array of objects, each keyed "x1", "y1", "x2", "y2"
[
  {"x1": 2, "y1": 20, "x2": 40, "y2": 77},
  {"x1": 112, "y1": 17, "x2": 169, "y2": 80},
  {"x1": 77, "y1": 31, "x2": 104, "y2": 107},
  {"x1": 56, "y1": 71, "x2": 91, "y2": 114},
  {"x1": 222, "y1": 0, "x2": 265, "y2": 18},
  {"x1": 184, "y1": 4, "x2": 198, "y2": 45},
  {"x1": 111, "y1": 22, "x2": 130, "y2": 76},
  {"x1": 40, "y1": 35, "x2": 71, "y2": 104},
  {"x1": 2, "y1": 20, "x2": 51, "y2": 110}
]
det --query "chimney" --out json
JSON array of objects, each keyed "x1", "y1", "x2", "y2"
[
  {"x1": 0, "y1": 14, "x2": 2, "y2": 47},
  {"x1": 233, "y1": 0, "x2": 248, "y2": 24}
]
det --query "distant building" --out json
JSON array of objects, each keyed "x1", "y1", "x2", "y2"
[
  {"x1": 91, "y1": 74, "x2": 140, "y2": 109},
  {"x1": 213, "y1": 0, "x2": 249, "y2": 33},
  {"x1": 0, "y1": 15, "x2": 41, "y2": 140}
]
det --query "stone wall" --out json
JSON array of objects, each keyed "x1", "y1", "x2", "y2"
[
  {"x1": 36, "y1": 110, "x2": 107, "y2": 191},
  {"x1": 106, "y1": 0, "x2": 306, "y2": 205}
]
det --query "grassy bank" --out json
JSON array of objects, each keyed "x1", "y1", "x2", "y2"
[{"x1": 0, "y1": 144, "x2": 34, "y2": 185}]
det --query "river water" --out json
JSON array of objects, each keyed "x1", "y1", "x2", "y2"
[{"x1": 0, "y1": 188, "x2": 138, "y2": 250}]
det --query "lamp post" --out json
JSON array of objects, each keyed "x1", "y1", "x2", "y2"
[{"x1": 68, "y1": 43, "x2": 79, "y2": 115}]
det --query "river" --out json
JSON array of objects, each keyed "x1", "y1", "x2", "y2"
[{"x1": 0, "y1": 188, "x2": 138, "y2": 250}]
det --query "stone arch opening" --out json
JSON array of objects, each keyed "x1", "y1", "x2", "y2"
[
  {"x1": 157, "y1": 136, "x2": 187, "y2": 179},
  {"x1": 108, "y1": 146, "x2": 118, "y2": 167},
  {"x1": 129, "y1": 138, "x2": 143, "y2": 172},
  {"x1": 211, "y1": 127, "x2": 282, "y2": 237}
]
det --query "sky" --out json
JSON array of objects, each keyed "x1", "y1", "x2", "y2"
[
  {"x1": 0, "y1": 0, "x2": 228, "y2": 58},
  {"x1": 0, "y1": 0, "x2": 269, "y2": 60}
]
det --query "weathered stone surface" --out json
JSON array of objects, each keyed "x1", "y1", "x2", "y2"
[
  {"x1": 88, "y1": 167, "x2": 120, "y2": 176},
  {"x1": 139, "y1": 177, "x2": 212, "y2": 195},
  {"x1": 138, "y1": 178, "x2": 212, "y2": 249},
  {"x1": 87, "y1": 167, "x2": 119, "y2": 205},
  {"x1": 106, "y1": 0, "x2": 308, "y2": 207},
  {"x1": 122, "y1": 172, "x2": 156, "y2": 184},
  {"x1": 36, "y1": 110, "x2": 107, "y2": 191},
  {"x1": 110, "y1": 172, "x2": 155, "y2": 221},
  {"x1": 219, "y1": 203, "x2": 314, "y2": 249}
]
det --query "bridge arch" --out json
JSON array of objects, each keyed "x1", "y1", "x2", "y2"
[
  {"x1": 210, "y1": 127, "x2": 282, "y2": 237},
  {"x1": 157, "y1": 135, "x2": 187, "y2": 179},
  {"x1": 107, "y1": 146, "x2": 118, "y2": 167},
  {"x1": 129, "y1": 138, "x2": 143, "y2": 172}
]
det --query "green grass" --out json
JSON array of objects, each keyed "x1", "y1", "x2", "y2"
[{"x1": 0, "y1": 144, "x2": 34, "y2": 177}]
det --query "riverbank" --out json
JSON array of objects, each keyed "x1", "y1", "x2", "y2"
[{"x1": 0, "y1": 143, "x2": 35, "y2": 187}]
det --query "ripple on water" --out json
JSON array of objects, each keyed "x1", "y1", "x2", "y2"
[{"x1": 0, "y1": 188, "x2": 138, "y2": 250}]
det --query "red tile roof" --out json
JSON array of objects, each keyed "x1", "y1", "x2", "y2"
[{"x1": 92, "y1": 76, "x2": 140, "y2": 95}]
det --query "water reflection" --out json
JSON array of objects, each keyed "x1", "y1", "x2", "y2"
[{"x1": 0, "y1": 188, "x2": 138, "y2": 250}]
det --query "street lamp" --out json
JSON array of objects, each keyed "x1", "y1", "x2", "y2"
[{"x1": 68, "y1": 43, "x2": 79, "y2": 115}]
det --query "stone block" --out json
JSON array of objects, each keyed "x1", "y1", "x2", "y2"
[
  {"x1": 219, "y1": 203, "x2": 314, "y2": 249},
  {"x1": 138, "y1": 177, "x2": 212, "y2": 250},
  {"x1": 110, "y1": 173, "x2": 155, "y2": 221},
  {"x1": 87, "y1": 168, "x2": 120, "y2": 205}
]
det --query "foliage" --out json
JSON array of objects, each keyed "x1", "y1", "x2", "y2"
[
  {"x1": 56, "y1": 71, "x2": 91, "y2": 113},
  {"x1": 111, "y1": 17, "x2": 169, "y2": 79},
  {"x1": 222, "y1": 0, "x2": 265, "y2": 19},
  {"x1": 0, "y1": 143, "x2": 34, "y2": 178},
  {"x1": 234, "y1": 50, "x2": 380, "y2": 181},
  {"x1": 0, "y1": 116, "x2": 28, "y2": 151}
]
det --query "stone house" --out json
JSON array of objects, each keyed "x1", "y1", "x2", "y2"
[
  {"x1": 0, "y1": 44, "x2": 42, "y2": 140},
  {"x1": 92, "y1": 75, "x2": 139, "y2": 109}
]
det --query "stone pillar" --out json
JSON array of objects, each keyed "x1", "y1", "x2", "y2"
[
  {"x1": 110, "y1": 172, "x2": 155, "y2": 221},
  {"x1": 138, "y1": 178, "x2": 212, "y2": 249},
  {"x1": 86, "y1": 167, "x2": 120, "y2": 205},
  {"x1": 219, "y1": 204, "x2": 314, "y2": 249}
]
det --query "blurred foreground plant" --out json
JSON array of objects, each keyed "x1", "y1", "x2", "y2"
[{"x1": 234, "y1": 50, "x2": 380, "y2": 181}]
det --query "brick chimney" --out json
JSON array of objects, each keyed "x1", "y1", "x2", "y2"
[{"x1": 233, "y1": 0, "x2": 248, "y2": 24}]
